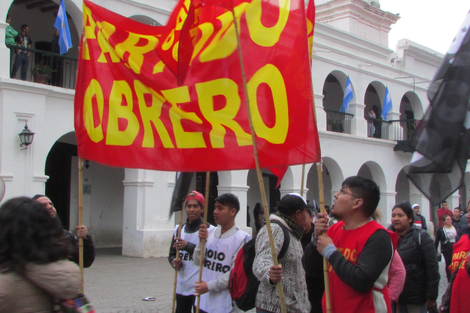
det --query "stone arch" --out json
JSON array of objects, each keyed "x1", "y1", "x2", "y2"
[
  {"x1": 395, "y1": 169, "x2": 410, "y2": 204},
  {"x1": 364, "y1": 81, "x2": 387, "y2": 118},
  {"x1": 322, "y1": 70, "x2": 355, "y2": 111},
  {"x1": 397, "y1": 91, "x2": 424, "y2": 140},
  {"x1": 45, "y1": 130, "x2": 125, "y2": 248},
  {"x1": 307, "y1": 157, "x2": 344, "y2": 208},
  {"x1": 357, "y1": 161, "x2": 388, "y2": 220}
]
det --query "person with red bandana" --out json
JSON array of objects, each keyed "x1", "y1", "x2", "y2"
[{"x1": 312, "y1": 176, "x2": 397, "y2": 313}]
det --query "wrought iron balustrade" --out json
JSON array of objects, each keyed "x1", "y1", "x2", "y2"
[{"x1": 7, "y1": 44, "x2": 78, "y2": 89}]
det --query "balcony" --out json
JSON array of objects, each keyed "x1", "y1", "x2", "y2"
[
  {"x1": 7, "y1": 45, "x2": 78, "y2": 89},
  {"x1": 325, "y1": 109, "x2": 354, "y2": 134},
  {"x1": 391, "y1": 119, "x2": 419, "y2": 152}
]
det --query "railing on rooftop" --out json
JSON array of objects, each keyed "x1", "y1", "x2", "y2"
[
  {"x1": 7, "y1": 44, "x2": 78, "y2": 89},
  {"x1": 325, "y1": 109, "x2": 354, "y2": 134}
]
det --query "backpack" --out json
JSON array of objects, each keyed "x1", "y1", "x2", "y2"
[{"x1": 229, "y1": 220, "x2": 291, "y2": 311}]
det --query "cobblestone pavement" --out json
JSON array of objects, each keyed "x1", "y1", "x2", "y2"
[{"x1": 85, "y1": 248, "x2": 449, "y2": 313}]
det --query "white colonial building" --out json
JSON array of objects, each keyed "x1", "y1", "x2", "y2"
[{"x1": 0, "y1": 0, "x2": 468, "y2": 257}]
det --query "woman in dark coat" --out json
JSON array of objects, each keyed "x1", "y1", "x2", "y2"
[{"x1": 389, "y1": 202, "x2": 439, "y2": 313}]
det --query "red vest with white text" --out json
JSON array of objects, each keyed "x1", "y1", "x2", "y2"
[
  {"x1": 449, "y1": 234, "x2": 470, "y2": 313},
  {"x1": 323, "y1": 221, "x2": 397, "y2": 313}
]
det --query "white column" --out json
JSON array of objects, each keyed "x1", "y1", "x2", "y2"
[
  {"x1": 0, "y1": 22, "x2": 11, "y2": 78},
  {"x1": 449, "y1": 192, "x2": 460, "y2": 211},
  {"x1": 315, "y1": 94, "x2": 326, "y2": 131},
  {"x1": 218, "y1": 170, "x2": 251, "y2": 236},
  {"x1": 122, "y1": 169, "x2": 175, "y2": 258},
  {"x1": 349, "y1": 103, "x2": 366, "y2": 137},
  {"x1": 378, "y1": 191, "x2": 396, "y2": 226},
  {"x1": 279, "y1": 164, "x2": 309, "y2": 199},
  {"x1": 385, "y1": 112, "x2": 401, "y2": 140}
]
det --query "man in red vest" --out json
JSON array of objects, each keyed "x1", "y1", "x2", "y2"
[{"x1": 313, "y1": 176, "x2": 397, "y2": 313}]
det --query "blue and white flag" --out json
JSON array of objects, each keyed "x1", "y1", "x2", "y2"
[
  {"x1": 54, "y1": 0, "x2": 72, "y2": 55},
  {"x1": 340, "y1": 76, "x2": 353, "y2": 112},
  {"x1": 381, "y1": 87, "x2": 392, "y2": 120}
]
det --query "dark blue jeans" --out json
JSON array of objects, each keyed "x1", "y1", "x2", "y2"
[{"x1": 11, "y1": 53, "x2": 29, "y2": 80}]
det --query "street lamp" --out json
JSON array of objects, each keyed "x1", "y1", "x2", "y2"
[{"x1": 18, "y1": 124, "x2": 35, "y2": 149}]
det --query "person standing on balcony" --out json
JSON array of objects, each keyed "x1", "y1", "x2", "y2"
[
  {"x1": 50, "y1": 27, "x2": 63, "y2": 87},
  {"x1": 5, "y1": 15, "x2": 18, "y2": 47},
  {"x1": 11, "y1": 24, "x2": 32, "y2": 81},
  {"x1": 368, "y1": 108, "x2": 376, "y2": 137},
  {"x1": 5, "y1": 15, "x2": 18, "y2": 73},
  {"x1": 371, "y1": 105, "x2": 382, "y2": 138}
]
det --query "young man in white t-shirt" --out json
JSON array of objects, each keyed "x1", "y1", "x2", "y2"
[{"x1": 193, "y1": 193, "x2": 251, "y2": 313}]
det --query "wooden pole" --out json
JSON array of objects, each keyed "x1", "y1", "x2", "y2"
[
  {"x1": 171, "y1": 208, "x2": 185, "y2": 313},
  {"x1": 316, "y1": 163, "x2": 331, "y2": 313},
  {"x1": 300, "y1": 164, "x2": 306, "y2": 197},
  {"x1": 78, "y1": 158, "x2": 84, "y2": 293},
  {"x1": 195, "y1": 171, "x2": 211, "y2": 313},
  {"x1": 230, "y1": 8, "x2": 287, "y2": 313}
]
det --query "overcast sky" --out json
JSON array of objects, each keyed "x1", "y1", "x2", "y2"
[{"x1": 379, "y1": 0, "x2": 469, "y2": 54}]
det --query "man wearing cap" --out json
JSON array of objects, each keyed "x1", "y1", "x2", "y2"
[
  {"x1": 413, "y1": 204, "x2": 428, "y2": 231},
  {"x1": 253, "y1": 193, "x2": 311, "y2": 313},
  {"x1": 193, "y1": 193, "x2": 250, "y2": 313},
  {"x1": 169, "y1": 191, "x2": 215, "y2": 313},
  {"x1": 312, "y1": 176, "x2": 397, "y2": 313}
]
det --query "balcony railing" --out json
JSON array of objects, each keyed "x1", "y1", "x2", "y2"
[
  {"x1": 7, "y1": 44, "x2": 78, "y2": 89},
  {"x1": 366, "y1": 118, "x2": 418, "y2": 143},
  {"x1": 366, "y1": 118, "x2": 392, "y2": 139},
  {"x1": 325, "y1": 109, "x2": 354, "y2": 134},
  {"x1": 389, "y1": 119, "x2": 419, "y2": 152}
]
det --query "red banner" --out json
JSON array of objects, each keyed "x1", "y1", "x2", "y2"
[{"x1": 74, "y1": 0, "x2": 321, "y2": 172}]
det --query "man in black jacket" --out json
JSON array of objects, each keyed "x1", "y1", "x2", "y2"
[{"x1": 33, "y1": 194, "x2": 95, "y2": 267}]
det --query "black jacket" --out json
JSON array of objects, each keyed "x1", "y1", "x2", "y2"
[
  {"x1": 393, "y1": 225, "x2": 440, "y2": 304},
  {"x1": 64, "y1": 229, "x2": 95, "y2": 268}
]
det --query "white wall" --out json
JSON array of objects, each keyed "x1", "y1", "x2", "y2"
[{"x1": 70, "y1": 158, "x2": 124, "y2": 248}]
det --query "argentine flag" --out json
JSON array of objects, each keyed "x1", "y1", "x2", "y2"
[
  {"x1": 54, "y1": 0, "x2": 72, "y2": 55},
  {"x1": 340, "y1": 76, "x2": 353, "y2": 112},
  {"x1": 382, "y1": 87, "x2": 392, "y2": 121}
]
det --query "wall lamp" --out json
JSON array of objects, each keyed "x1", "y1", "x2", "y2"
[{"x1": 18, "y1": 124, "x2": 35, "y2": 149}]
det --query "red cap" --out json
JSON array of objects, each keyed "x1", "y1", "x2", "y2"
[{"x1": 186, "y1": 191, "x2": 205, "y2": 206}]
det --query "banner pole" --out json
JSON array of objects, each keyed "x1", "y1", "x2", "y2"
[
  {"x1": 171, "y1": 208, "x2": 184, "y2": 313},
  {"x1": 78, "y1": 157, "x2": 84, "y2": 293},
  {"x1": 196, "y1": 171, "x2": 210, "y2": 313},
  {"x1": 300, "y1": 164, "x2": 306, "y2": 197},
  {"x1": 230, "y1": 8, "x2": 287, "y2": 313},
  {"x1": 316, "y1": 163, "x2": 331, "y2": 313}
]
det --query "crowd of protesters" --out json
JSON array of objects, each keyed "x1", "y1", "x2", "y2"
[
  {"x1": 165, "y1": 178, "x2": 470, "y2": 313},
  {"x1": 2, "y1": 177, "x2": 470, "y2": 312}
]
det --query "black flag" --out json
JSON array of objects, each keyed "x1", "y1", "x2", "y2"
[
  {"x1": 169, "y1": 172, "x2": 194, "y2": 216},
  {"x1": 405, "y1": 11, "x2": 470, "y2": 205}
]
